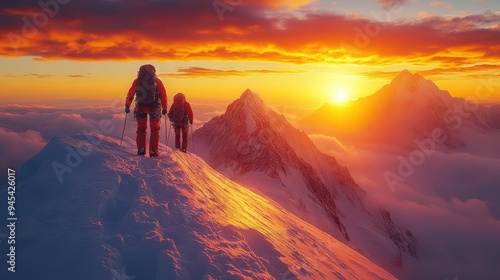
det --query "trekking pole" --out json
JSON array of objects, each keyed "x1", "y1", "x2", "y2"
[
  {"x1": 168, "y1": 123, "x2": 172, "y2": 149},
  {"x1": 120, "y1": 112, "x2": 128, "y2": 146},
  {"x1": 190, "y1": 122, "x2": 195, "y2": 153},
  {"x1": 167, "y1": 115, "x2": 170, "y2": 151}
]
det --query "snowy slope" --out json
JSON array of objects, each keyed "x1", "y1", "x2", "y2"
[
  {"x1": 300, "y1": 70, "x2": 499, "y2": 148},
  {"x1": 193, "y1": 90, "x2": 417, "y2": 270},
  {"x1": 0, "y1": 134, "x2": 395, "y2": 280}
]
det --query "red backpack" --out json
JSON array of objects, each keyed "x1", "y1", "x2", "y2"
[{"x1": 171, "y1": 93, "x2": 187, "y2": 125}]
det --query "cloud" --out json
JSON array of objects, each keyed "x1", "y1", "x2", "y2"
[
  {"x1": 308, "y1": 134, "x2": 358, "y2": 155},
  {"x1": 0, "y1": 105, "x2": 118, "y2": 140},
  {"x1": 407, "y1": 150, "x2": 500, "y2": 218},
  {"x1": 0, "y1": 103, "x2": 57, "y2": 113},
  {"x1": 0, "y1": 0, "x2": 498, "y2": 75},
  {"x1": 310, "y1": 131, "x2": 500, "y2": 279},
  {"x1": 430, "y1": 1, "x2": 452, "y2": 9},
  {"x1": 161, "y1": 67, "x2": 299, "y2": 78},
  {"x1": 0, "y1": 127, "x2": 46, "y2": 182},
  {"x1": 2, "y1": 74, "x2": 88, "y2": 78},
  {"x1": 375, "y1": 0, "x2": 409, "y2": 9},
  {"x1": 24, "y1": 73, "x2": 52, "y2": 78},
  {"x1": 380, "y1": 193, "x2": 500, "y2": 280},
  {"x1": 218, "y1": 0, "x2": 314, "y2": 8}
]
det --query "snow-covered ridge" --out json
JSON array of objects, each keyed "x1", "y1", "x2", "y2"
[{"x1": 3, "y1": 134, "x2": 395, "y2": 280}]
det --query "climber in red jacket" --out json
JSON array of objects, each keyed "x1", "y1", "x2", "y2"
[
  {"x1": 167, "y1": 93, "x2": 194, "y2": 153},
  {"x1": 125, "y1": 64, "x2": 167, "y2": 156}
]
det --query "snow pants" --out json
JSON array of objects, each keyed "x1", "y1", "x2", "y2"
[
  {"x1": 174, "y1": 126, "x2": 188, "y2": 151},
  {"x1": 136, "y1": 106, "x2": 161, "y2": 152}
]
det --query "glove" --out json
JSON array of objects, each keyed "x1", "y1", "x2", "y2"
[
  {"x1": 162, "y1": 109, "x2": 167, "y2": 115},
  {"x1": 125, "y1": 106, "x2": 130, "y2": 113}
]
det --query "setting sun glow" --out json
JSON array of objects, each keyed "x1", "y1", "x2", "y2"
[{"x1": 332, "y1": 90, "x2": 350, "y2": 105}]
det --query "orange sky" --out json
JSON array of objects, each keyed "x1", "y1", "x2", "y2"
[{"x1": 0, "y1": 0, "x2": 499, "y2": 106}]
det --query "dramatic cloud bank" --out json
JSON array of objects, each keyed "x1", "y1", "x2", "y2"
[
  {"x1": 310, "y1": 133, "x2": 500, "y2": 279},
  {"x1": 0, "y1": 0, "x2": 498, "y2": 74}
]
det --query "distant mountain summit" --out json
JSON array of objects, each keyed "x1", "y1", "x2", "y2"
[
  {"x1": 376, "y1": 69, "x2": 454, "y2": 106},
  {"x1": 194, "y1": 89, "x2": 417, "y2": 267},
  {"x1": 300, "y1": 70, "x2": 498, "y2": 147}
]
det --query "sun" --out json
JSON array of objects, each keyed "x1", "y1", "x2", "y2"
[{"x1": 331, "y1": 89, "x2": 350, "y2": 105}]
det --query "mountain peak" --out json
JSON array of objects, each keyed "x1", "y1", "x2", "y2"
[
  {"x1": 398, "y1": 69, "x2": 412, "y2": 76},
  {"x1": 393, "y1": 69, "x2": 417, "y2": 82},
  {"x1": 388, "y1": 69, "x2": 429, "y2": 93},
  {"x1": 194, "y1": 91, "x2": 418, "y2": 266},
  {"x1": 239, "y1": 89, "x2": 262, "y2": 102},
  {"x1": 233, "y1": 89, "x2": 265, "y2": 114}
]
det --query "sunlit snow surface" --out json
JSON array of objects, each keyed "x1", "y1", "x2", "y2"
[{"x1": 2, "y1": 134, "x2": 395, "y2": 280}]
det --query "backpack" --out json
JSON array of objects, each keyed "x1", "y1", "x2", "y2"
[
  {"x1": 171, "y1": 93, "x2": 187, "y2": 125},
  {"x1": 135, "y1": 64, "x2": 158, "y2": 105}
]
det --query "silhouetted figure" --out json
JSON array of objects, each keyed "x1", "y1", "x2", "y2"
[
  {"x1": 125, "y1": 64, "x2": 167, "y2": 156},
  {"x1": 168, "y1": 93, "x2": 194, "y2": 152}
]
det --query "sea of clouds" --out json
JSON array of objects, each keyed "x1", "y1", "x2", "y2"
[{"x1": 310, "y1": 132, "x2": 500, "y2": 279}]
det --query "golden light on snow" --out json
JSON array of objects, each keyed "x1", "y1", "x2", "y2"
[{"x1": 170, "y1": 151, "x2": 396, "y2": 280}]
